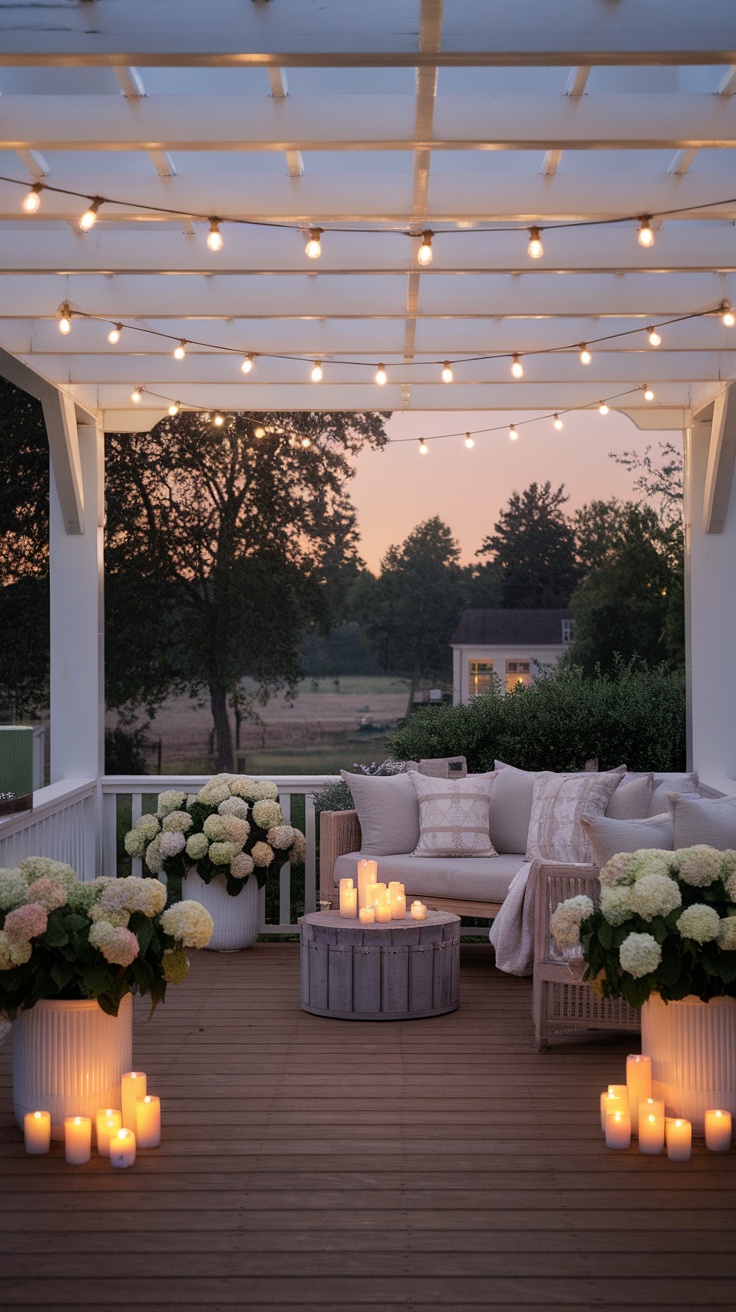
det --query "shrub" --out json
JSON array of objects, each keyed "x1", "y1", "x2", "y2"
[{"x1": 388, "y1": 660, "x2": 686, "y2": 774}]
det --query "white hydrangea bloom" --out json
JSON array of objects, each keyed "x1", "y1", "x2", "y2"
[
  {"x1": 162, "y1": 810, "x2": 193, "y2": 835},
  {"x1": 185, "y1": 832, "x2": 210, "y2": 862},
  {"x1": 0, "y1": 868, "x2": 30, "y2": 911},
  {"x1": 252, "y1": 780, "x2": 279, "y2": 802},
  {"x1": 157, "y1": 789, "x2": 188, "y2": 817},
  {"x1": 619, "y1": 931, "x2": 662, "y2": 977},
  {"x1": 132, "y1": 878, "x2": 167, "y2": 917},
  {"x1": 598, "y1": 853, "x2": 638, "y2": 888},
  {"x1": 630, "y1": 850, "x2": 675, "y2": 882},
  {"x1": 89, "y1": 903, "x2": 130, "y2": 929},
  {"x1": 196, "y1": 780, "x2": 231, "y2": 806},
  {"x1": 203, "y1": 814, "x2": 228, "y2": 842},
  {"x1": 209, "y1": 841, "x2": 239, "y2": 866},
  {"x1": 161, "y1": 899, "x2": 214, "y2": 949},
  {"x1": 134, "y1": 814, "x2": 160, "y2": 841},
  {"x1": 228, "y1": 777, "x2": 258, "y2": 801},
  {"x1": 267, "y1": 824, "x2": 296, "y2": 851},
  {"x1": 124, "y1": 828, "x2": 148, "y2": 859},
  {"x1": 599, "y1": 885, "x2": 634, "y2": 927},
  {"x1": 629, "y1": 873, "x2": 682, "y2": 921},
  {"x1": 159, "y1": 831, "x2": 186, "y2": 859},
  {"x1": 251, "y1": 841, "x2": 275, "y2": 868},
  {"x1": 220, "y1": 815, "x2": 250, "y2": 849},
  {"x1": 676, "y1": 903, "x2": 721, "y2": 944},
  {"x1": 289, "y1": 830, "x2": 307, "y2": 865},
  {"x1": 717, "y1": 916, "x2": 736, "y2": 950},
  {"x1": 550, "y1": 895, "x2": 595, "y2": 951},
  {"x1": 231, "y1": 852, "x2": 255, "y2": 879},
  {"x1": 218, "y1": 796, "x2": 249, "y2": 819},
  {"x1": 19, "y1": 857, "x2": 77, "y2": 890},
  {"x1": 252, "y1": 799, "x2": 282, "y2": 830},
  {"x1": 145, "y1": 836, "x2": 164, "y2": 875},
  {"x1": 88, "y1": 919, "x2": 139, "y2": 967},
  {"x1": 0, "y1": 929, "x2": 33, "y2": 969},
  {"x1": 675, "y1": 845, "x2": 723, "y2": 887}
]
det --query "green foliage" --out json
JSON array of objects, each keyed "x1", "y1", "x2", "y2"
[
  {"x1": 477, "y1": 481, "x2": 580, "y2": 608},
  {"x1": 389, "y1": 659, "x2": 686, "y2": 773}
]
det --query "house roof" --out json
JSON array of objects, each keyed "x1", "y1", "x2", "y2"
[{"x1": 451, "y1": 608, "x2": 573, "y2": 647}]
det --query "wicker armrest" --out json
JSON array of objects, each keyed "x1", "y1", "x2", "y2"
[
  {"x1": 319, "y1": 809, "x2": 362, "y2": 908},
  {"x1": 531, "y1": 860, "x2": 601, "y2": 971}
]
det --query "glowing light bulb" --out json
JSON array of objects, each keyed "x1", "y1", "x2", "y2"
[
  {"x1": 107, "y1": 323, "x2": 122, "y2": 345},
  {"x1": 305, "y1": 227, "x2": 323, "y2": 259},
  {"x1": 419, "y1": 439, "x2": 429, "y2": 455},
  {"x1": 464, "y1": 433, "x2": 474, "y2": 449},
  {"x1": 22, "y1": 183, "x2": 42, "y2": 213},
  {"x1": 579, "y1": 344, "x2": 591, "y2": 365},
  {"x1": 553, "y1": 414, "x2": 563, "y2": 430},
  {"x1": 511, "y1": 353, "x2": 524, "y2": 379},
  {"x1": 599, "y1": 401, "x2": 609, "y2": 415},
  {"x1": 637, "y1": 216, "x2": 654, "y2": 247},
  {"x1": 310, "y1": 361, "x2": 323, "y2": 383},
  {"x1": 79, "y1": 198, "x2": 101, "y2": 231},
  {"x1": 509, "y1": 424, "x2": 518, "y2": 441},
  {"x1": 723, "y1": 304, "x2": 735, "y2": 327},
  {"x1": 528, "y1": 226, "x2": 543, "y2": 259},
  {"x1": 254, "y1": 425, "x2": 266, "y2": 438},
  {"x1": 374, "y1": 363, "x2": 387, "y2": 386},
  {"x1": 301, "y1": 436, "x2": 312, "y2": 448},
  {"x1": 417, "y1": 230, "x2": 433, "y2": 265},
  {"x1": 644, "y1": 386, "x2": 654, "y2": 401},
  {"x1": 168, "y1": 401, "x2": 180, "y2": 416},
  {"x1": 131, "y1": 386, "x2": 143, "y2": 403},
  {"x1": 58, "y1": 303, "x2": 72, "y2": 335},
  {"x1": 241, "y1": 353, "x2": 254, "y2": 374},
  {"x1": 213, "y1": 412, "x2": 224, "y2": 427},
  {"x1": 441, "y1": 361, "x2": 453, "y2": 383},
  {"x1": 174, "y1": 340, "x2": 187, "y2": 360},
  {"x1": 206, "y1": 219, "x2": 223, "y2": 252},
  {"x1": 647, "y1": 326, "x2": 662, "y2": 346}
]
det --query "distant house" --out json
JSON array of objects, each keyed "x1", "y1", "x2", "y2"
[{"x1": 451, "y1": 609, "x2": 574, "y2": 704}]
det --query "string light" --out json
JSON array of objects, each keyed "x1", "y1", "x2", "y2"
[
  {"x1": 528, "y1": 226, "x2": 543, "y2": 259},
  {"x1": 723, "y1": 304, "x2": 735, "y2": 327},
  {"x1": 643, "y1": 386, "x2": 654, "y2": 400},
  {"x1": 58, "y1": 303, "x2": 72, "y2": 335},
  {"x1": 637, "y1": 216, "x2": 654, "y2": 247},
  {"x1": 213, "y1": 412, "x2": 224, "y2": 427},
  {"x1": 553, "y1": 414, "x2": 563, "y2": 430},
  {"x1": 464, "y1": 433, "x2": 474, "y2": 449},
  {"x1": 168, "y1": 401, "x2": 180, "y2": 416},
  {"x1": 310, "y1": 361, "x2": 323, "y2": 382},
  {"x1": 131, "y1": 386, "x2": 143, "y2": 402},
  {"x1": 301, "y1": 436, "x2": 312, "y2": 448},
  {"x1": 417, "y1": 230, "x2": 433, "y2": 265},
  {"x1": 509, "y1": 424, "x2": 518, "y2": 440},
  {"x1": 305, "y1": 227, "x2": 323, "y2": 259},
  {"x1": 599, "y1": 401, "x2": 609, "y2": 415},
  {"x1": 107, "y1": 323, "x2": 122, "y2": 345},
  {"x1": 254, "y1": 425, "x2": 266, "y2": 438},
  {"x1": 511, "y1": 353, "x2": 524, "y2": 379},
  {"x1": 79, "y1": 198, "x2": 102, "y2": 231},
  {"x1": 579, "y1": 344, "x2": 592, "y2": 364},
  {"x1": 22, "y1": 182, "x2": 42, "y2": 213},
  {"x1": 441, "y1": 361, "x2": 453, "y2": 383},
  {"x1": 174, "y1": 340, "x2": 187, "y2": 360},
  {"x1": 374, "y1": 363, "x2": 388, "y2": 386},
  {"x1": 241, "y1": 353, "x2": 255, "y2": 374},
  {"x1": 419, "y1": 438, "x2": 429, "y2": 455},
  {"x1": 206, "y1": 219, "x2": 223, "y2": 252},
  {"x1": 647, "y1": 326, "x2": 662, "y2": 346}
]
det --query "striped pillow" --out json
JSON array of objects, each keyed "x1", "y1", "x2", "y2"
[{"x1": 408, "y1": 772, "x2": 498, "y2": 858}]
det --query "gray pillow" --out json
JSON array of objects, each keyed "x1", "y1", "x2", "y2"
[
  {"x1": 648, "y1": 772, "x2": 698, "y2": 817},
  {"x1": 671, "y1": 793, "x2": 736, "y2": 850},
  {"x1": 340, "y1": 770, "x2": 419, "y2": 856},
  {"x1": 489, "y1": 763, "x2": 540, "y2": 854},
  {"x1": 581, "y1": 812, "x2": 674, "y2": 866},
  {"x1": 605, "y1": 774, "x2": 653, "y2": 820}
]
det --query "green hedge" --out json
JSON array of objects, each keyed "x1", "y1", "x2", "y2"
[{"x1": 389, "y1": 662, "x2": 686, "y2": 774}]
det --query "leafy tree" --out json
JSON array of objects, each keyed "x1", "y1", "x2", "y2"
[{"x1": 476, "y1": 481, "x2": 580, "y2": 608}]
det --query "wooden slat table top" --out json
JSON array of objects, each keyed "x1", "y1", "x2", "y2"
[{"x1": 1, "y1": 944, "x2": 735, "y2": 1311}]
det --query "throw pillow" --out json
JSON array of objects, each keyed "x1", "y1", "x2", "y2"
[
  {"x1": 648, "y1": 771, "x2": 699, "y2": 817},
  {"x1": 605, "y1": 773, "x2": 653, "y2": 820},
  {"x1": 418, "y1": 756, "x2": 468, "y2": 779},
  {"x1": 409, "y1": 771, "x2": 498, "y2": 858},
  {"x1": 671, "y1": 793, "x2": 736, "y2": 850},
  {"x1": 526, "y1": 767, "x2": 626, "y2": 863},
  {"x1": 488, "y1": 762, "x2": 541, "y2": 854},
  {"x1": 581, "y1": 812, "x2": 674, "y2": 866},
  {"x1": 340, "y1": 770, "x2": 420, "y2": 856}
]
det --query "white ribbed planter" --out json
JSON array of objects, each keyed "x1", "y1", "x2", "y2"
[
  {"x1": 181, "y1": 870, "x2": 259, "y2": 951},
  {"x1": 641, "y1": 993, "x2": 736, "y2": 1134},
  {"x1": 13, "y1": 993, "x2": 133, "y2": 1140}
]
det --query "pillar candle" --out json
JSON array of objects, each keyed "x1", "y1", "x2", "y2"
[
  {"x1": 136, "y1": 1095, "x2": 161, "y2": 1149},
  {"x1": 357, "y1": 859, "x2": 378, "y2": 910},
  {"x1": 64, "y1": 1115, "x2": 92, "y2": 1165},
  {"x1": 605, "y1": 1108, "x2": 631, "y2": 1149},
  {"x1": 96, "y1": 1109, "x2": 122, "y2": 1157},
  {"x1": 599, "y1": 1087, "x2": 628, "y2": 1133},
  {"x1": 376, "y1": 903, "x2": 393, "y2": 923},
  {"x1": 391, "y1": 893, "x2": 407, "y2": 920},
  {"x1": 339, "y1": 879, "x2": 358, "y2": 918},
  {"x1": 626, "y1": 1054, "x2": 652, "y2": 1135},
  {"x1": 638, "y1": 1098, "x2": 665, "y2": 1154},
  {"x1": 121, "y1": 1071, "x2": 147, "y2": 1132},
  {"x1": 705, "y1": 1109, "x2": 732, "y2": 1152},
  {"x1": 24, "y1": 1110, "x2": 51, "y2": 1155},
  {"x1": 410, "y1": 901, "x2": 427, "y2": 921},
  {"x1": 109, "y1": 1127, "x2": 136, "y2": 1168},
  {"x1": 359, "y1": 906, "x2": 375, "y2": 924},
  {"x1": 364, "y1": 882, "x2": 379, "y2": 908},
  {"x1": 666, "y1": 1117, "x2": 692, "y2": 1162}
]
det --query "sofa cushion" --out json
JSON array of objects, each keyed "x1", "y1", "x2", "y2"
[
  {"x1": 334, "y1": 850, "x2": 527, "y2": 903},
  {"x1": 526, "y1": 767, "x2": 626, "y2": 862},
  {"x1": 671, "y1": 793, "x2": 736, "y2": 850},
  {"x1": 605, "y1": 773, "x2": 653, "y2": 820},
  {"x1": 409, "y1": 770, "x2": 498, "y2": 858},
  {"x1": 630, "y1": 771, "x2": 699, "y2": 816},
  {"x1": 489, "y1": 763, "x2": 540, "y2": 854},
  {"x1": 581, "y1": 812, "x2": 674, "y2": 866},
  {"x1": 340, "y1": 770, "x2": 420, "y2": 856}
]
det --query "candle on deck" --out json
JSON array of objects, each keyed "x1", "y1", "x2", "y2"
[
  {"x1": 666, "y1": 1117, "x2": 692, "y2": 1162},
  {"x1": 600, "y1": 1086, "x2": 628, "y2": 1133},
  {"x1": 638, "y1": 1099, "x2": 665, "y2": 1154},
  {"x1": 109, "y1": 1127, "x2": 136, "y2": 1168},
  {"x1": 605, "y1": 1108, "x2": 631, "y2": 1150},
  {"x1": 389, "y1": 882, "x2": 406, "y2": 919},
  {"x1": 121, "y1": 1071, "x2": 147, "y2": 1133},
  {"x1": 64, "y1": 1115, "x2": 92, "y2": 1165},
  {"x1": 24, "y1": 1110, "x2": 51, "y2": 1155},
  {"x1": 376, "y1": 903, "x2": 393, "y2": 923},
  {"x1": 626, "y1": 1054, "x2": 652, "y2": 1135},
  {"x1": 339, "y1": 878, "x2": 358, "y2": 918},
  {"x1": 96, "y1": 1108, "x2": 122, "y2": 1157},
  {"x1": 359, "y1": 906, "x2": 376, "y2": 924},
  {"x1": 410, "y1": 901, "x2": 428, "y2": 921},
  {"x1": 136, "y1": 1095, "x2": 161, "y2": 1149},
  {"x1": 705, "y1": 1109, "x2": 732, "y2": 1152},
  {"x1": 357, "y1": 859, "x2": 378, "y2": 910}
]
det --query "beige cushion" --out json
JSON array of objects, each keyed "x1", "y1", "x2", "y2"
[
  {"x1": 419, "y1": 756, "x2": 467, "y2": 779},
  {"x1": 526, "y1": 768, "x2": 626, "y2": 862},
  {"x1": 605, "y1": 773, "x2": 653, "y2": 820},
  {"x1": 671, "y1": 793, "x2": 736, "y2": 850},
  {"x1": 409, "y1": 771, "x2": 498, "y2": 857},
  {"x1": 334, "y1": 850, "x2": 526, "y2": 903},
  {"x1": 648, "y1": 772, "x2": 699, "y2": 817},
  {"x1": 581, "y1": 812, "x2": 674, "y2": 866},
  {"x1": 340, "y1": 770, "x2": 420, "y2": 856},
  {"x1": 489, "y1": 763, "x2": 540, "y2": 854}
]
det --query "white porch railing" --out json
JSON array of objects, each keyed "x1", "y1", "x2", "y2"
[
  {"x1": 101, "y1": 775, "x2": 337, "y2": 935},
  {"x1": 0, "y1": 778, "x2": 98, "y2": 880}
]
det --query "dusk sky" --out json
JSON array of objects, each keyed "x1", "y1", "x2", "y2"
[{"x1": 350, "y1": 409, "x2": 681, "y2": 573}]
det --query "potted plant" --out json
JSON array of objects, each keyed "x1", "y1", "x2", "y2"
[
  {"x1": 551, "y1": 844, "x2": 736, "y2": 1130},
  {"x1": 124, "y1": 774, "x2": 306, "y2": 951},
  {"x1": 0, "y1": 856, "x2": 214, "y2": 1136}
]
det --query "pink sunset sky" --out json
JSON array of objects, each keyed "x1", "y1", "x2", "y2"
[{"x1": 350, "y1": 409, "x2": 680, "y2": 573}]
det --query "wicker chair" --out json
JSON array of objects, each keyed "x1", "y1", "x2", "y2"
[{"x1": 531, "y1": 861, "x2": 640, "y2": 1049}]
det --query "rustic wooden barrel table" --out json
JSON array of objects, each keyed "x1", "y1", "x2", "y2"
[{"x1": 299, "y1": 910, "x2": 460, "y2": 1020}]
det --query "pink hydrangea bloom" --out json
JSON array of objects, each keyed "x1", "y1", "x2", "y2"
[
  {"x1": 26, "y1": 877, "x2": 68, "y2": 912},
  {"x1": 4, "y1": 901, "x2": 48, "y2": 944}
]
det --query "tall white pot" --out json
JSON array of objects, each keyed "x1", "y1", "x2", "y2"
[
  {"x1": 181, "y1": 870, "x2": 260, "y2": 951},
  {"x1": 641, "y1": 993, "x2": 736, "y2": 1134},
  {"x1": 13, "y1": 993, "x2": 133, "y2": 1140}
]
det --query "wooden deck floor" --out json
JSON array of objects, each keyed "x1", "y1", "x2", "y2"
[{"x1": 1, "y1": 943, "x2": 735, "y2": 1311}]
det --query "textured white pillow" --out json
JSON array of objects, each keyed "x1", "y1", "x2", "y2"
[
  {"x1": 526, "y1": 768, "x2": 626, "y2": 862},
  {"x1": 409, "y1": 771, "x2": 498, "y2": 858},
  {"x1": 671, "y1": 793, "x2": 736, "y2": 850}
]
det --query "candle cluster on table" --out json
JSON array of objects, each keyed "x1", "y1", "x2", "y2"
[
  {"x1": 599, "y1": 1053, "x2": 733, "y2": 1160},
  {"x1": 339, "y1": 866, "x2": 417, "y2": 921},
  {"x1": 23, "y1": 1069, "x2": 162, "y2": 1168}
]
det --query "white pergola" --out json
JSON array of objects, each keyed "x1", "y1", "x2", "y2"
[{"x1": 0, "y1": 0, "x2": 736, "y2": 806}]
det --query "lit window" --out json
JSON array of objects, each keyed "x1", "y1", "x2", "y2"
[
  {"x1": 562, "y1": 619, "x2": 574, "y2": 644},
  {"x1": 468, "y1": 660, "x2": 494, "y2": 697},
  {"x1": 505, "y1": 660, "x2": 531, "y2": 694}
]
